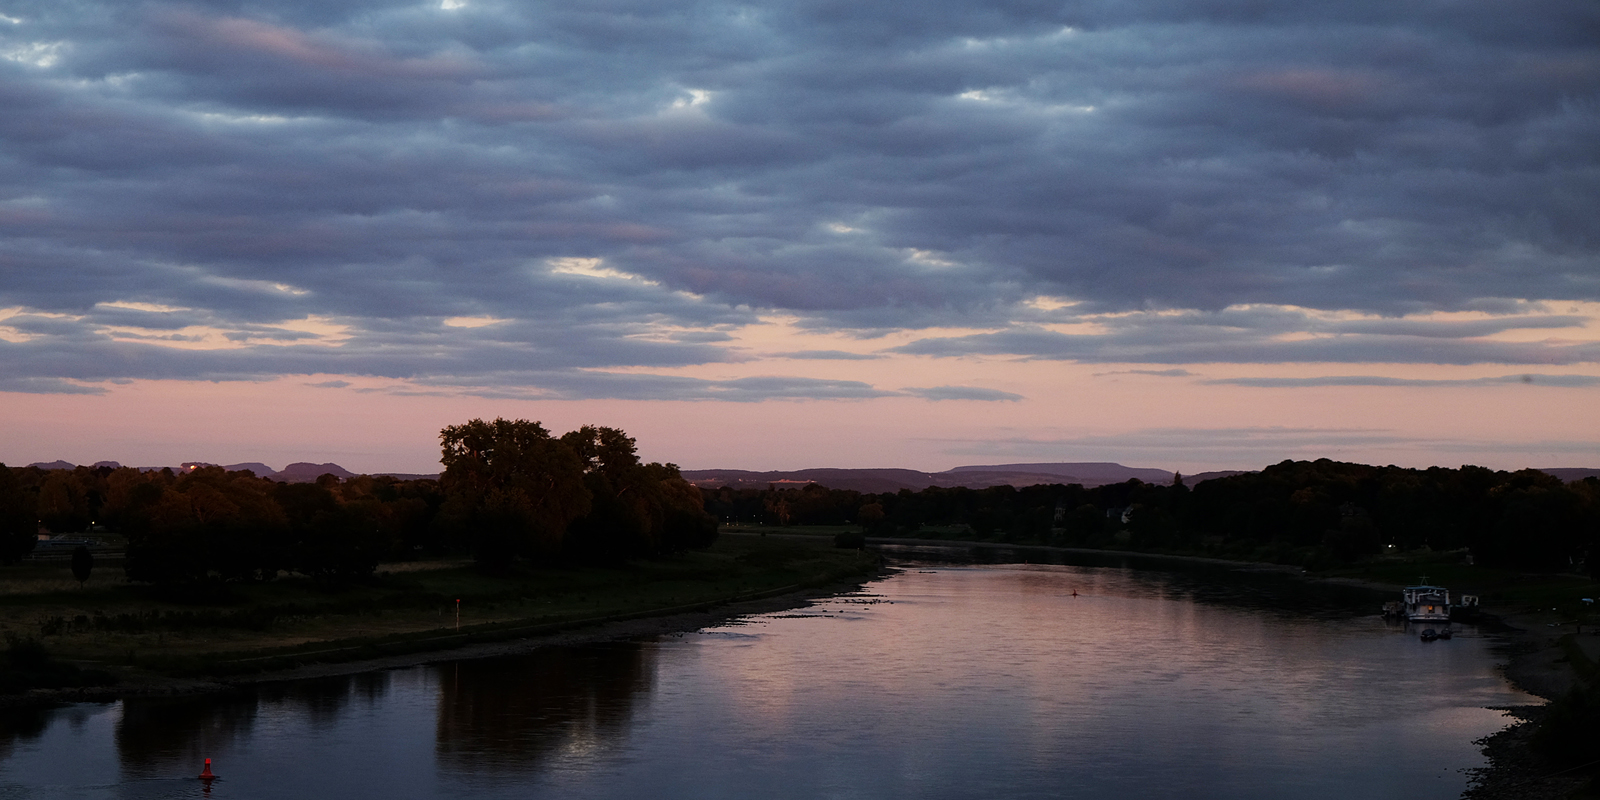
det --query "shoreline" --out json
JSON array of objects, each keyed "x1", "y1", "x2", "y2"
[
  {"x1": 1461, "y1": 604, "x2": 1598, "y2": 799},
  {"x1": 0, "y1": 569, "x2": 889, "y2": 708}
]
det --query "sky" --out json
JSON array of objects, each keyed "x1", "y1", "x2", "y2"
[{"x1": 1, "y1": 0, "x2": 1598, "y2": 475}]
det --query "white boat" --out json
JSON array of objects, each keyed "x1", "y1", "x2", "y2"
[{"x1": 1402, "y1": 585, "x2": 1451, "y2": 623}]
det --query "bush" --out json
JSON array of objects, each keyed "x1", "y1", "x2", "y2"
[
  {"x1": 0, "y1": 634, "x2": 116, "y2": 694},
  {"x1": 1534, "y1": 684, "x2": 1600, "y2": 766}
]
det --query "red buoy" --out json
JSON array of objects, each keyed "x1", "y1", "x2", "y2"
[{"x1": 200, "y1": 758, "x2": 217, "y2": 781}]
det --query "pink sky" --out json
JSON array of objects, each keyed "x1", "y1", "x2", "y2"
[{"x1": 5, "y1": 354, "x2": 1596, "y2": 475}]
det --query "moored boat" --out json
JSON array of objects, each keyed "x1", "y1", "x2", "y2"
[{"x1": 1402, "y1": 584, "x2": 1451, "y2": 623}]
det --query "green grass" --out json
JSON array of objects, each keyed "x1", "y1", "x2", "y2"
[{"x1": 0, "y1": 533, "x2": 878, "y2": 681}]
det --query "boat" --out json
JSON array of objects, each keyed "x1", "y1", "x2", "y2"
[
  {"x1": 1401, "y1": 584, "x2": 1451, "y2": 624},
  {"x1": 1420, "y1": 628, "x2": 1438, "y2": 641},
  {"x1": 1438, "y1": 627, "x2": 1453, "y2": 640}
]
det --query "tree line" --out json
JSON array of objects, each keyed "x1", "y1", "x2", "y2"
[
  {"x1": 706, "y1": 459, "x2": 1600, "y2": 575},
  {"x1": 7, "y1": 445, "x2": 1597, "y2": 580},
  {"x1": 0, "y1": 419, "x2": 717, "y2": 584}
]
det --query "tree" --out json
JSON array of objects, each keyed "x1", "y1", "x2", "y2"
[
  {"x1": 36, "y1": 471, "x2": 90, "y2": 534},
  {"x1": 0, "y1": 464, "x2": 38, "y2": 565},
  {"x1": 120, "y1": 467, "x2": 290, "y2": 587},
  {"x1": 657, "y1": 474, "x2": 719, "y2": 551},
  {"x1": 857, "y1": 503, "x2": 886, "y2": 533},
  {"x1": 439, "y1": 418, "x2": 591, "y2": 569},
  {"x1": 559, "y1": 426, "x2": 718, "y2": 561},
  {"x1": 70, "y1": 546, "x2": 93, "y2": 587}
]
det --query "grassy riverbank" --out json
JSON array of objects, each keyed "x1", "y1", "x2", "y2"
[{"x1": 0, "y1": 533, "x2": 878, "y2": 686}]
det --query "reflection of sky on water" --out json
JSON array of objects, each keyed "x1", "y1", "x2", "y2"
[{"x1": 0, "y1": 564, "x2": 1534, "y2": 800}]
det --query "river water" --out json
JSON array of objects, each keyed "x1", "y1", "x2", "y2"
[{"x1": 0, "y1": 549, "x2": 1534, "y2": 799}]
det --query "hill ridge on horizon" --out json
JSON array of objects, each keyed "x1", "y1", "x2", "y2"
[
  {"x1": 17, "y1": 459, "x2": 437, "y2": 483},
  {"x1": 17, "y1": 459, "x2": 1600, "y2": 491},
  {"x1": 679, "y1": 462, "x2": 1212, "y2": 492}
]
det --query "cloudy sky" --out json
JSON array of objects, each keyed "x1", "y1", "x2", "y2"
[{"x1": 2, "y1": 0, "x2": 1597, "y2": 474}]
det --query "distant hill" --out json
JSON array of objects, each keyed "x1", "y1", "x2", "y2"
[
  {"x1": 270, "y1": 462, "x2": 357, "y2": 483},
  {"x1": 949, "y1": 462, "x2": 1175, "y2": 484},
  {"x1": 1538, "y1": 467, "x2": 1600, "y2": 482},
  {"x1": 15, "y1": 458, "x2": 434, "y2": 482},
  {"x1": 1186, "y1": 470, "x2": 1249, "y2": 484},
  {"x1": 9, "y1": 457, "x2": 1374, "y2": 491},
  {"x1": 682, "y1": 468, "x2": 944, "y2": 493},
  {"x1": 683, "y1": 462, "x2": 1217, "y2": 492}
]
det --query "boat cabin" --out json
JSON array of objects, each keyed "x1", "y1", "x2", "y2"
[{"x1": 1402, "y1": 585, "x2": 1451, "y2": 623}]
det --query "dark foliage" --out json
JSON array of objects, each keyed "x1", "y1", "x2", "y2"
[
  {"x1": 70, "y1": 545, "x2": 93, "y2": 585},
  {"x1": 703, "y1": 459, "x2": 1600, "y2": 574},
  {"x1": 0, "y1": 463, "x2": 37, "y2": 564},
  {"x1": 0, "y1": 634, "x2": 116, "y2": 695},
  {"x1": 834, "y1": 530, "x2": 866, "y2": 549},
  {"x1": 1533, "y1": 684, "x2": 1600, "y2": 767}
]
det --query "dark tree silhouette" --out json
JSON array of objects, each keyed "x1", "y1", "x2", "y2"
[
  {"x1": 0, "y1": 465, "x2": 37, "y2": 565},
  {"x1": 70, "y1": 545, "x2": 93, "y2": 587}
]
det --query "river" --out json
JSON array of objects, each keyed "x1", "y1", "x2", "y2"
[{"x1": 0, "y1": 548, "x2": 1534, "y2": 799}]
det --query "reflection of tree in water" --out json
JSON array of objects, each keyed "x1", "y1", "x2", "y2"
[
  {"x1": 0, "y1": 706, "x2": 50, "y2": 762},
  {"x1": 257, "y1": 669, "x2": 391, "y2": 728},
  {"x1": 116, "y1": 693, "x2": 260, "y2": 775},
  {"x1": 887, "y1": 544, "x2": 1376, "y2": 617},
  {"x1": 116, "y1": 671, "x2": 392, "y2": 773},
  {"x1": 436, "y1": 642, "x2": 653, "y2": 776}
]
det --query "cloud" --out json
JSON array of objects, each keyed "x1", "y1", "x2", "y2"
[
  {"x1": 903, "y1": 385, "x2": 1023, "y2": 401},
  {"x1": 305, "y1": 379, "x2": 351, "y2": 389},
  {"x1": 775, "y1": 350, "x2": 884, "y2": 360},
  {"x1": 893, "y1": 309, "x2": 1600, "y2": 365},
  {"x1": 1094, "y1": 368, "x2": 1195, "y2": 378},
  {"x1": 924, "y1": 426, "x2": 1600, "y2": 467},
  {"x1": 1207, "y1": 374, "x2": 1600, "y2": 388},
  {"x1": 415, "y1": 372, "x2": 898, "y2": 402},
  {"x1": 1, "y1": 0, "x2": 1597, "y2": 397},
  {"x1": 0, "y1": 377, "x2": 107, "y2": 395}
]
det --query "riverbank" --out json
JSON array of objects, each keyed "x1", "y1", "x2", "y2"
[
  {"x1": 1461, "y1": 604, "x2": 1600, "y2": 799},
  {"x1": 858, "y1": 533, "x2": 1600, "y2": 798},
  {"x1": 0, "y1": 533, "x2": 883, "y2": 707}
]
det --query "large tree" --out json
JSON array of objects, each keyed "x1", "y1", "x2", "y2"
[
  {"x1": 560, "y1": 426, "x2": 718, "y2": 561},
  {"x1": 439, "y1": 418, "x2": 591, "y2": 568}
]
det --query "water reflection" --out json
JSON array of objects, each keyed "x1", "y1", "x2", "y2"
[
  {"x1": 0, "y1": 705, "x2": 49, "y2": 762},
  {"x1": 117, "y1": 693, "x2": 258, "y2": 775},
  {"x1": 109, "y1": 670, "x2": 399, "y2": 791},
  {"x1": 0, "y1": 563, "x2": 1534, "y2": 800},
  {"x1": 876, "y1": 542, "x2": 1384, "y2": 618},
  {"x1": 436, "y1": 642, "x2": 653, "y2": 778}
]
